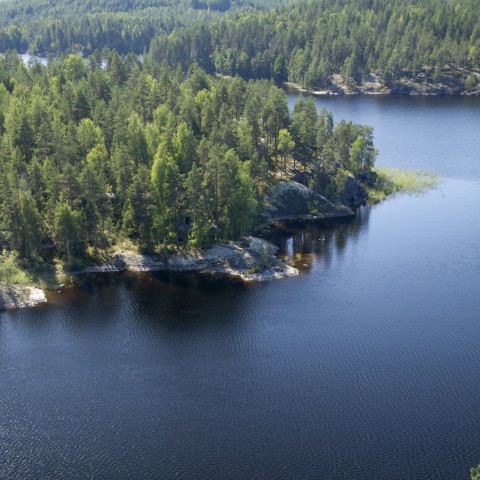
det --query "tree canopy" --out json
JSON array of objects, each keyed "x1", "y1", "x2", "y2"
[
  {"x1": 0, "y1": 0, "x2": 292, "y2": 54},
  {"x1": 0, "y1": 52, "x2": 377, "y2": 266},
  {"x1": 1, "y1": 0, "x2": 478, "y2": 90}
]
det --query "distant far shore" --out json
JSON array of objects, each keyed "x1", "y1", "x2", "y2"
[{"x1": 283, "y1": 67, "x2": 480, "y2": 96}]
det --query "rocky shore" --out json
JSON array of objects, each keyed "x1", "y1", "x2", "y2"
[
  {"x1": 77, "y1": 237, "x2": 298, "y2": 282},
  {"x1": 75, "y1": 182, "x2": 355, "y2": 280},
  {"x1": 262, "y1": 180, "x2": 355, "y2": 223},
  {"x1": 77, "y1": 181, "x2": 354, "y2": 282},
  {"x1": 284, "y1": 66, "x2": 480, "y2": 96},
  {"x1": 0, "y1": 286, "x2": 47, "y2": 311},
  {"x1": 0, "y1": 238, "x2": 299, "y2": 312},
  {"x1": 0, "y1": 181, "x2": 359, "y2": 311}
]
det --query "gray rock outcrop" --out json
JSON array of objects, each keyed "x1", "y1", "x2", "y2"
[
  {"x1": 264, "y1": 181, "x2": 354, "y2": 222},
  {"x1": 78, "y1": 237, "x2": 298, "y2": 283},
  {"x1": 0, "y1": 286, "x2": 47, "y2": 310},
  {"x1": 357, "y1": 171, "x2": 378, "y2": 187},
  {"x1": 287, "y1": 67, "x2": 480, "y2": 96},
  {"x1": 340, "y1": 175, "x2": 368, "y2": 207}
]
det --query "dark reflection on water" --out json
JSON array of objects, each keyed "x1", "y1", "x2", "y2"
[{"x1": 267, "y1": 208, "x2": 370, "y2": 270}]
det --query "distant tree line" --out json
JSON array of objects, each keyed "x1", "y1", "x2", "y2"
[
  {"x1": 150, "y1": 0, "x2": 480, "y2": 88},
  {"x1": 0, "y1": 51, "x2": 376, "y2": 267},
  {"x1": 0, "y1": 0, "x2": 478, "y2": 89},
  {"x1": 0, "y1": 0, "x2": 287, "y2": 54}
]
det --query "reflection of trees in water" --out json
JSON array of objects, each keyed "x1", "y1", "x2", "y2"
[
  {"x1": 32, "y1": 210, "x2": 374, "y2": 335},
  {"x1": 267, "y1": 206, "x2": 371, "y2": 268},
  {"x1": 45, "y1": 270, "x2": 253, "y2": 336}
]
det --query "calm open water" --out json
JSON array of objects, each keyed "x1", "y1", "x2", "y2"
[{"x1": 1, "y1": 95, "x2": 480, "y2": 479}]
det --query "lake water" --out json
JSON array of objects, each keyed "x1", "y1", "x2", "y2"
[
  {"x1": 19, "y1": 53, "x2": 48, "y2": 66},
  {"x1": 17, "y1": 53, "x2": 115, "y2": 69},
  {"x1": 1, "y1": 95, "x2": 480, "y2": 479}
]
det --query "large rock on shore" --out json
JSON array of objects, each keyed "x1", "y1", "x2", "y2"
[
  {"x1": 303, "y1": 68, "x2": 480, "y2": 96},
  {"x1": 340, "y1": 174, "x2": 368, "y2": 207},
  {"x1": 0, "y1": 286, "x2": 47, "y2": 311},
  {"x1": 80, "y1": 237, "x2": 298, "y2": 282},
  {"x1": 203, "y1": 237, "x2": 297, "y2": 281},
  {"x1": 357, "y1": 171, "x2": 378, "y2": 187},
  {"x1": 264, "y1": 181, "x2": 354, "y2": 222}
]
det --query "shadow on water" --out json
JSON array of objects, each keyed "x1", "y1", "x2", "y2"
[
  {"x1": 28, "y1": 208, "x2": 374, "y2": 340},
  {"x1": 266, "y1": 206, "x2": 371, "y2": 270},
  {"x1": 36, "y1": 208, "x2": 374, "y2": 333},
  {"x1": 39, "y1": 269, "x2": 254, "y2": 338},
  {"x1": 44, "y1": 208, "x2": 372, "y2": 317}
]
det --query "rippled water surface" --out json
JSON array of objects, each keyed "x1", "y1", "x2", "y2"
[{"x1": 1, "y1": 96, "x2": 480, "y2": 479}]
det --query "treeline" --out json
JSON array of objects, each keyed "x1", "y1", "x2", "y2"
[
  {"x1": 1, "y1": 0, "x2": 479, "y2": 89},
  {"x1": 149, "y1": 0, "x2": 480, "y2": 88},
  {"x1": 0, "y1": 51, "x2": 375, "y2": 266},
  {"x1": 0, "y1": 0, "x2": 287, "y2": 55}
]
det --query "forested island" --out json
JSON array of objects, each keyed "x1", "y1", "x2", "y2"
[
  {"x1": 1, "y1": 0, "x2": 463, "y2": 307},
  {"x1": 1, "y1": 48, "x2": 393, "y2": 306},
  {"x1": 1, "y1": 1, "x2": 480, "y2": 478},
  {"x1": 1, "y1": 0, "x2": 465, "y2": 302}
]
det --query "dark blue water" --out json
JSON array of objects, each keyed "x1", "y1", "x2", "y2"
[{"x1": 1, "y1": 96, "x2": 480, "y2": 479}]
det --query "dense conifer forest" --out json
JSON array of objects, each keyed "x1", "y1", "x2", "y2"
[
  {"x1": 0, "y1": 0, "x2": 290, "y2": 54},
  {"x1": 0, "y1": 52, "x2": 376, "y2": 268},
  {"x1": 0, "y1": 0, "x2": 478, "y2": 89},
  {"x1": 190, "y1": 0, "x2": 480, "y2": 88}
]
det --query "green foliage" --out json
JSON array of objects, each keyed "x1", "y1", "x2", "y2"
[
  {"x1": 260, "y1": 243, "x2": 272, "y2": 268},
  {"x1": 291, "y1": 97, "x2": 317, "y2": 171},
  {"x1": 149, "y1": 0, "x2": 480, "y2": 89},
  {"x1": 349, "y1": 131, "x2": 377, "y2": 175},
  {"x1": 332, "y1": 168, "x2": 349, "y2": 199},
  {"x1": 377, "y1": 167, "x2": 439, "y2": 194},
  {"x1": 1, "y1": 0, "x2": 477, "y2": 92},
  {"x1": 0, "y1": 0, "x2": 288, "y2": 55},
  {"x1": 465, "y1": 75, "x2": 478, "y2": 92},
  {"x1": 151, "y1": 142, "x2": 182, "y2": 244},
  {"x1": 471, "y1": 464, "x2": 480, "y2": 480},
  {"x1": 278, "y1": 128, "x2": 294, "y2": 176},
  {"x1": 367, "y1": 167, "x2": 439, "y2": 203},
  {"x1": 0, "y1": 249, "x2": 21, "y2": 287},
  {"x1": 0, "y1": 51, "x2": 377, "y2": 265},
  {"x1": 54, "y1": 200, "x2": 82, "y2": 266}
]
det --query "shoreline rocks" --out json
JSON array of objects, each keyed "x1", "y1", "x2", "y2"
[
  {"x1": 284, "y1": 67, "x2": 480, "y2": 96},
  {"x1": 263, "y1": 181, "x2": 355, "y2": 224},
  {"x1": 0, "y1": 238, "x2": 299, "y2": 312},
  {"x1": 340, "y1": 174, "x2": 368, "y2": 207},
  {"x1": 1, "y1": 184, "x2": 359, "y2": 311},
  {"x1": 76, "y1": 237, "x2": 299, "y2": 282},
  {"x1": 0, "y1": 286, "x2": 47, "y2": 311}
]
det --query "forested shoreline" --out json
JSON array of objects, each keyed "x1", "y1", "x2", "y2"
[
  {"x1": 0, "y1": 51, "x2": 377, "y2": 281},
  {"x1": 1, "y1": 0, "x2": 474, "y2": 285},
  {"x1": 0, "y1": 0, "x2": 479, "y2": 92},
  {"x1": 148, "y1": 0, "x2": 480, "y2": 93}
]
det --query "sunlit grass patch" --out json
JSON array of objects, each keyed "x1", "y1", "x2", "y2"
[{"x1": 367, "y1": 167, "x2": 440, "y2": 203}]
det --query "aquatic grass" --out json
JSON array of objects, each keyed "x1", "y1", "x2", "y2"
[
  {"x1": 378, "y1": 167, "x2": 440, "y2": 193},
  {"x1": 471, "y1": 464, "x2": 480, "y2": 480},
  {"x1": 367, "y1": 167, "x2": 440, "y2": 203}
]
